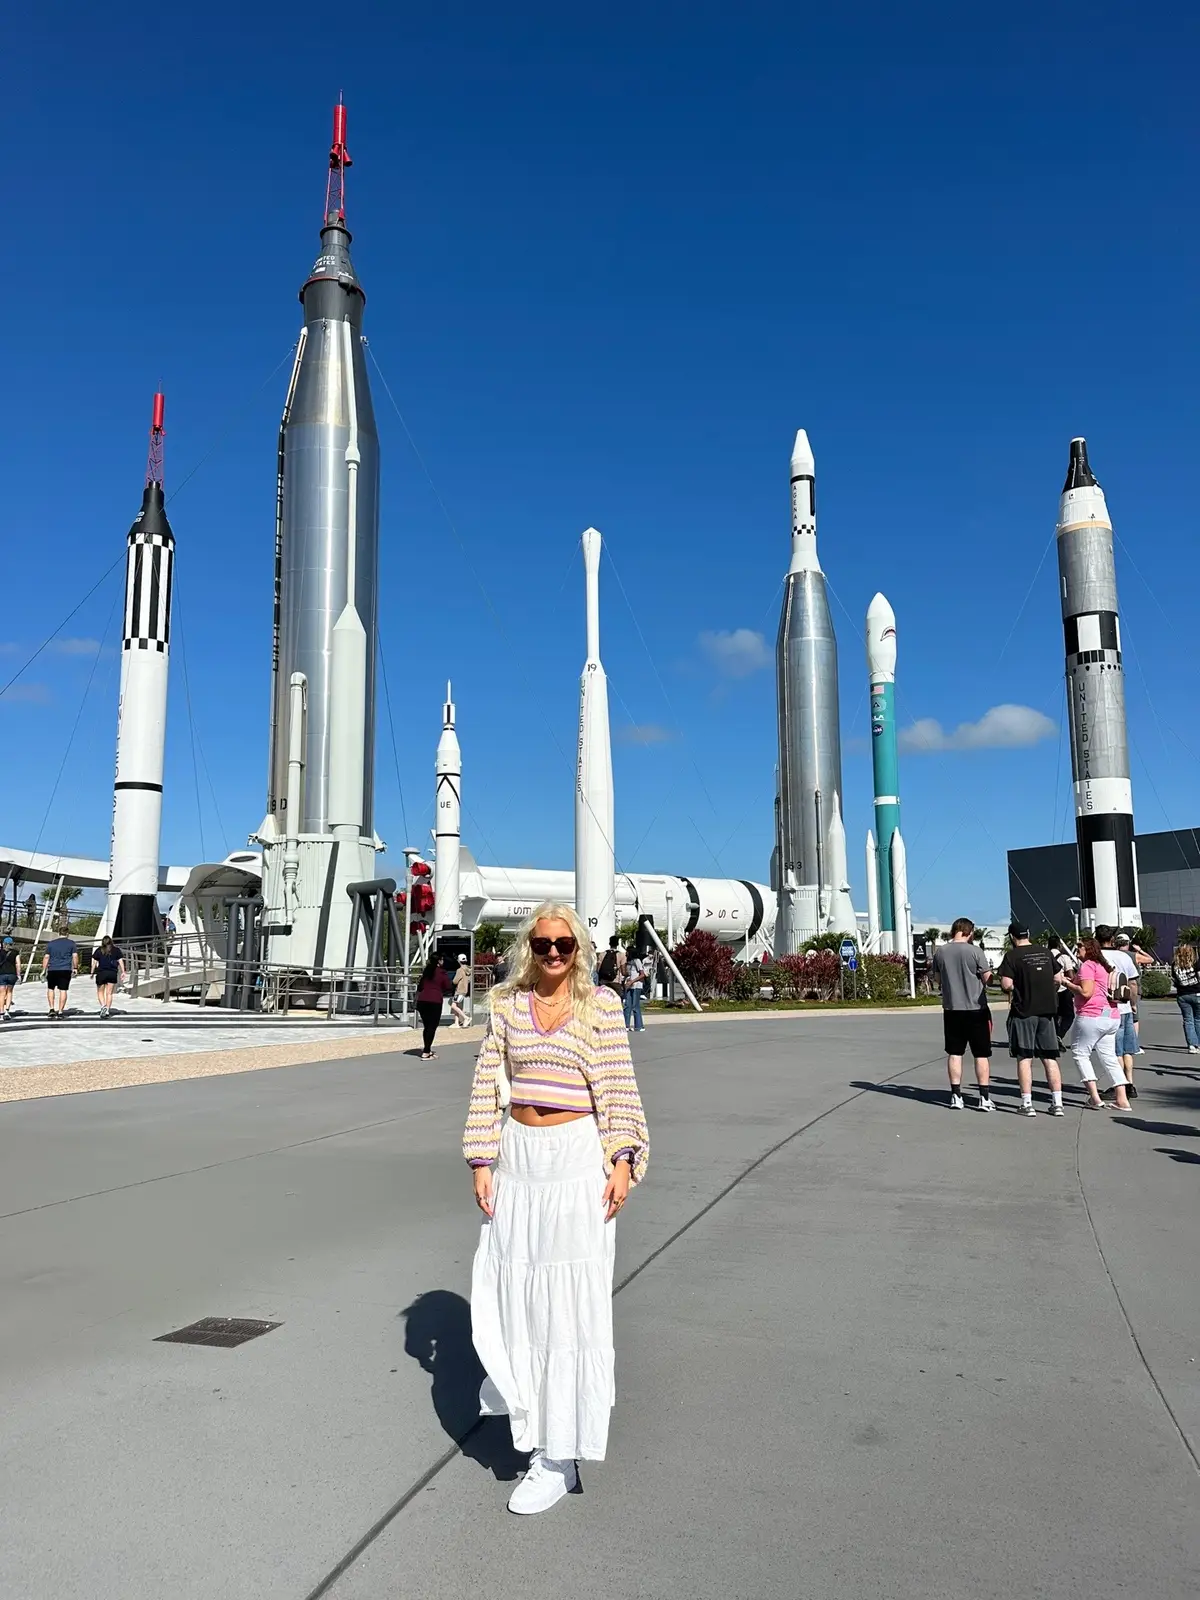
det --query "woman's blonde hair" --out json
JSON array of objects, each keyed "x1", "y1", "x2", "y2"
[
  {"x1": 494, "y1": 902, "x2": 597, "y2": 1030},
  {"x1": 1174, "y1": 943, "x2": 1196, "y2": 969}
]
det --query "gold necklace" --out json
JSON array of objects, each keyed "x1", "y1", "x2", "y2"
[{"x1": 533, "y1": 987, "x2": 571, "y2": 1021}]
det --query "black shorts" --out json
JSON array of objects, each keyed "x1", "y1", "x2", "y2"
[
  {"x1": 46, "y1": 971, "x2": 72, "y2": 992},
  {"x1": 1007, "y1": 1014, "x2": 1060, "y2": 1059},
  {"x1": 943, "y1": 1008, "x2": 992, "y2": 1058},
  {"x1": 95, "y1": 971, "x2": 119, "y2": 986}
]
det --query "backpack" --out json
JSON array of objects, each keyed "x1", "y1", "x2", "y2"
[{"x1": 598, "y1": 948, "x2": 619, "y2": 984}]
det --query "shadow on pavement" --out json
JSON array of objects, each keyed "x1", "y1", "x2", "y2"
[
  {"x1": 1156, "y1": 1146, "x2": 1200, "y2": 1166},
  {"x1": 401, "y1": 1289, "x2": 525, "y2": 1482},
  {"x1": 851, "y1": 1080, "x2": 952, "y2": 1108},
  {"x1": 1112, "y1": 1117, "x2": 1200, "y2": 1138}
]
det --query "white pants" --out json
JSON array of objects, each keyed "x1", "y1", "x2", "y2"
[{"x1": 1070, "y1": 1014, "x2": 1126, "y2": 1087}]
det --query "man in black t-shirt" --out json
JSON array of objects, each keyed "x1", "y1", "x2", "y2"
[{"x1": 997, "y1": 924, "x2": 1064, "y2": 1118}]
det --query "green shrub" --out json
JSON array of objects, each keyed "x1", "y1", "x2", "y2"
[
  {"x1": 1139, "y1": 967, "x2": 1172, "y2": 999},
  {"x1": 861, "y1": 953, "x2": 910, "y2": 1003},
  {"x1": 728, "y1": 962, "x2": 762, "y2": 1002}
]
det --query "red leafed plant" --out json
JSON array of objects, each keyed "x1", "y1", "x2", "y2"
[{"x1": 670, "y1": 930, "x2": 733, "y2": 998}]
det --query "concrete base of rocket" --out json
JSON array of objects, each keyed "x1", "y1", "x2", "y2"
[{"x1": 258, "y1": 829, "x2": 377, "y2": 972}]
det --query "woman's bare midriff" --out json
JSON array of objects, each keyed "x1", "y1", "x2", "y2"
[{"x1": 510, "y1": 1105, "x2": 591, "y2": 1127}]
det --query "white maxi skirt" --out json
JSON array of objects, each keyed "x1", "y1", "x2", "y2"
[{"x1": 471, "y1": 1115, "x2": 616, "y2": 1462}]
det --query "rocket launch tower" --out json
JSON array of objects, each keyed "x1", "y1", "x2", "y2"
[
  {"x1": 257, "y1": 103, "x2": 382, "y2": 970},
  {"x1": 1056, "y1": 438, "x2": 1139, "y2": 929},
  {"x1": 773, "y1": 431, "x2": 855, "y2": 953}
]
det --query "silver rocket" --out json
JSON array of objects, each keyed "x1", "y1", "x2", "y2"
[
  {"x1": 105, "y1": 393, "x2": 174, "y2": 939},
  {"x1": 1056, "y1": 438, "x2": 1139, "y2": 928},
  {"x1": 257, "y1": 102, "x2": 381, "y2": 969},
  {"x1": 774, "y1": 430, "x2": 855, "y2": 952}
]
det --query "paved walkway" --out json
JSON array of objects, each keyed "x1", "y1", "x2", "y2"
[{"x1": 1, "y1": 1005, "x2": 1198, "y2": 1598}]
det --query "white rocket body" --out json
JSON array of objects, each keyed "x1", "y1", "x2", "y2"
[
  {"x1": 574, "y1": 527, "x2": 617, "y2": 952},
  {"x1": 435, "y1": 682, "x2": 463, "y2": 927},
  {"x1": 824, "y1": 792, "x2": 857, "y2": 935},
  {"x1": 105, "y1": 446, "x2": 175, "y2": 939},
  {"x1": 865, "y1": 830, "x2": 881, "y2": 950},
  {"x1": 890, "y1": 828, "x2": 910, "y2": 961}
]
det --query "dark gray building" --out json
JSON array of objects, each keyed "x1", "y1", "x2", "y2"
[{"x1": 1008, "y1": 827, "x2": 1200, "y2": 950}]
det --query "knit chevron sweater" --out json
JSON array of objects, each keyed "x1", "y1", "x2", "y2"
[{"x1": 463, "y1": 985, "x2": 649, "y2": 1183}]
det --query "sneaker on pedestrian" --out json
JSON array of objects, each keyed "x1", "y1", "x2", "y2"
[
  {"x1": 1126, "y1": 1083, "x2": 1138, "y2": 1100},
  {"x1": 1190, "y1": 1046, "x2": 1200, "y2": 1055},
  {"x1": 1020, "y1": 1102, "x2": 1037, "y2": 1117},
  {"x1": 949, "y1": 1092, "x2": 965, "y2": 1110},
  {"x1": 507, "y1": 1451, "x2": 577, "y2": 1515},
  {"x1": 977, "y1": 1096, "x2": 993, "y2": 1113},
  {"x1": 1050, "y1": 1103, "x2": 1065, "y2": 1117}
]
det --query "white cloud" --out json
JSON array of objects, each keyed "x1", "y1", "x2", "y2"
[
  {"x1": 51, "y1": 638, "x2": 102, "y2": 656},
  {"x1": 899, "y1": 704, "x2": 1057, "y2": 753},
  {"x1": 617, "y1": 723, "x2": 674, "y2": 745},
  {"x1": 699, "y1": 628, "x2": 770, "y2": 678},
  {"x1": 0, "y1": 682, "x2": 52, "y2": 705}
]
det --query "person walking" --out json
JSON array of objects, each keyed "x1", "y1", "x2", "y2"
[
  {"x1": 464, "y1": 902, "x2": 648, "y2": 1515},
  {"x1": 1170, "y1": 942, "x2": 1200, "y2": 1053},
  {"x1": 0, "y1": 935, "x2": 20, "y2": 1018},
  {"x1": 449, "y1": 953, "x2": 473, "y2": 1028},
  {"x1": 1098, "y1": 927, "x2": 1139, "y2": 1097},
  {"x1": 930, "y1": 917, "x2": 994, "y2": 1110},
  {"x1": 415, "y1": 954, "x2": 451, "y2": 1059},
  {"x1": 1047, "y1": 935, "x2": 1078, "y2": 1045},
  {"x1": 997, "y1": 924, "x2": 1065, "y2": 1117},
  {"x1": 622, "y1": 947, "x2": 649, "y2": 1032},
  {"x1": 90, "y1": 935, "x2": 125, "y2": 1017},
  {"x1": 42, "y1": 932, "x2": 79, "y2": 1018},
  {"x1": 596, "y1": 935, "x2": 625, "y2": 995},
  {"x1": 1060, "y1": 938, "x2": 1131, "y2": 1109}
]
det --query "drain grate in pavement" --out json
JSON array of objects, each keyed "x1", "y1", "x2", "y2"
[{"x1": 155, "y1": 1317, "x2": 281, "y2": 1348}]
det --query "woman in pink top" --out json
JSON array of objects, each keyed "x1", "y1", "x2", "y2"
[{"x1": 1060, "y1": 938, "x2": 1130, "y2": 1109}]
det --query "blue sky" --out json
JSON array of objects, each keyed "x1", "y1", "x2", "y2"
[{"x1": 6, "y1": 1, "x2": 1197, "y2": 920}]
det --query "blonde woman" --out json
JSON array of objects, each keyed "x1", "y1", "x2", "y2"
[{"x1": 463, "y1": 903, "x2": 648, "y2": 1515}]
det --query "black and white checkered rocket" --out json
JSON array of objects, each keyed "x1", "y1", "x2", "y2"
[
  {"x1": 105, "y1": 398, "x2": 175, "y2": 939},
  {"x1": 1056, "y1": 437, "x2": 1139, "y2": 929}
]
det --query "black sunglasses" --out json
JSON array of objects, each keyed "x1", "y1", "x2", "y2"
[{"x1": 530, "y1": 936, "x2": 577, "y2": 957}]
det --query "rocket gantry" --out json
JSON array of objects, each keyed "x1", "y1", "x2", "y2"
[{"x1": 774, "y1": 430, "x2": 856, "y2": 953}]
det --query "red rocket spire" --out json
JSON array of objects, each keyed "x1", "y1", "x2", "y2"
[
  {"x1": 145, "y1": 392, "x2": 165, "y2": 488},
  {"x1": 324, "y1": 100, "x2": 352, "y2": 227}
]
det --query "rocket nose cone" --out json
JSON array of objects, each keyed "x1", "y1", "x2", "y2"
[
  {"x1": 866, "y1": 592, "x2": 895, "y2": 625},
  {"x1": 129, "y1": 481, "x2": 174, "y2": 543},
  {"x1": 301, "y1": 221, "x2": 363, "y2": 302},
  {"x1": 1062, "y1": 437, "x2": 1097, "y2": 492},
  {"x1": 790, "y1": 429, "x2": 815, "y2": 473}
]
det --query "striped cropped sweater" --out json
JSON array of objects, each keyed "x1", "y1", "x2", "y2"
[{"x1": 463, "y1": 985, "x2": 649, "y2": 1184}]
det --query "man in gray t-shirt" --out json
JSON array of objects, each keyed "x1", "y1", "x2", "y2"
[{"x1": 930, "y1": 920, "x2": 994, "y2": 1110}]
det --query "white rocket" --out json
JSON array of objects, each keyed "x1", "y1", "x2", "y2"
[
  {"x1": 434, "y1": 681, "x2": 463, "y2": 927},
  {"x1": 105, "y1": 393, "x2": 174, "y2": 940},
  {"x1": 574, "y1": 527, "x2": 616, "y2": 951}
]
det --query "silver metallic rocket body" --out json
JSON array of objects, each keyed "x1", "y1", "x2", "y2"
[
  {"x1": 1055, "y1": 438, "x2": 1138, "y2": 927},
  {"x1": 267, "y1": 223, "x2": 380, "y2": 836},
  {"x1": 774, "y1": 431, "x2": 853, "y2": 952}
]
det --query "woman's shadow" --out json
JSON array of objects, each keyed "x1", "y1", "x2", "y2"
[{"x1": 401, "y1": 1290, "x2": 526, "y2": 1482}]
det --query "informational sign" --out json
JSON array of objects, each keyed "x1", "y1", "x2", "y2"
[{"x1": 840, "y1": 939, "x2": 856, "y2": 962}]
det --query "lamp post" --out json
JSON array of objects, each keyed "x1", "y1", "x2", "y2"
[{"x1": 1067, "y1": 896, "x2": 1082, "y2": 944}]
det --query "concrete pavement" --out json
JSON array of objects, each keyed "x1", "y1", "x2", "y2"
[{"x1": 1, "y1": 1004, "x2": 1198, "y2": 1598}]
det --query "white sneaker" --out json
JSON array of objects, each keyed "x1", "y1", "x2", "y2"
[
  {"x1": 949, "y1": 1093, "x2": 965, "y2": 1110},
  {"x1": 507, "y1": 1450, "x2": 577, "y2": 1515},
  {"x1": 977, "y1": 1096, "x2": 993, "y2": 1113},
  {"x1": 1190, "y1": 1046, "x2": 1200, "y2": 1055},
  {"x1": 1020, "y1": 1102, "x2": 1037, "y2": 1117}
]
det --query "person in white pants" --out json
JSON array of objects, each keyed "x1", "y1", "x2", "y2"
[{"x1": 1059, "y1": 937, "x2": 1131, "y2": 1111}]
